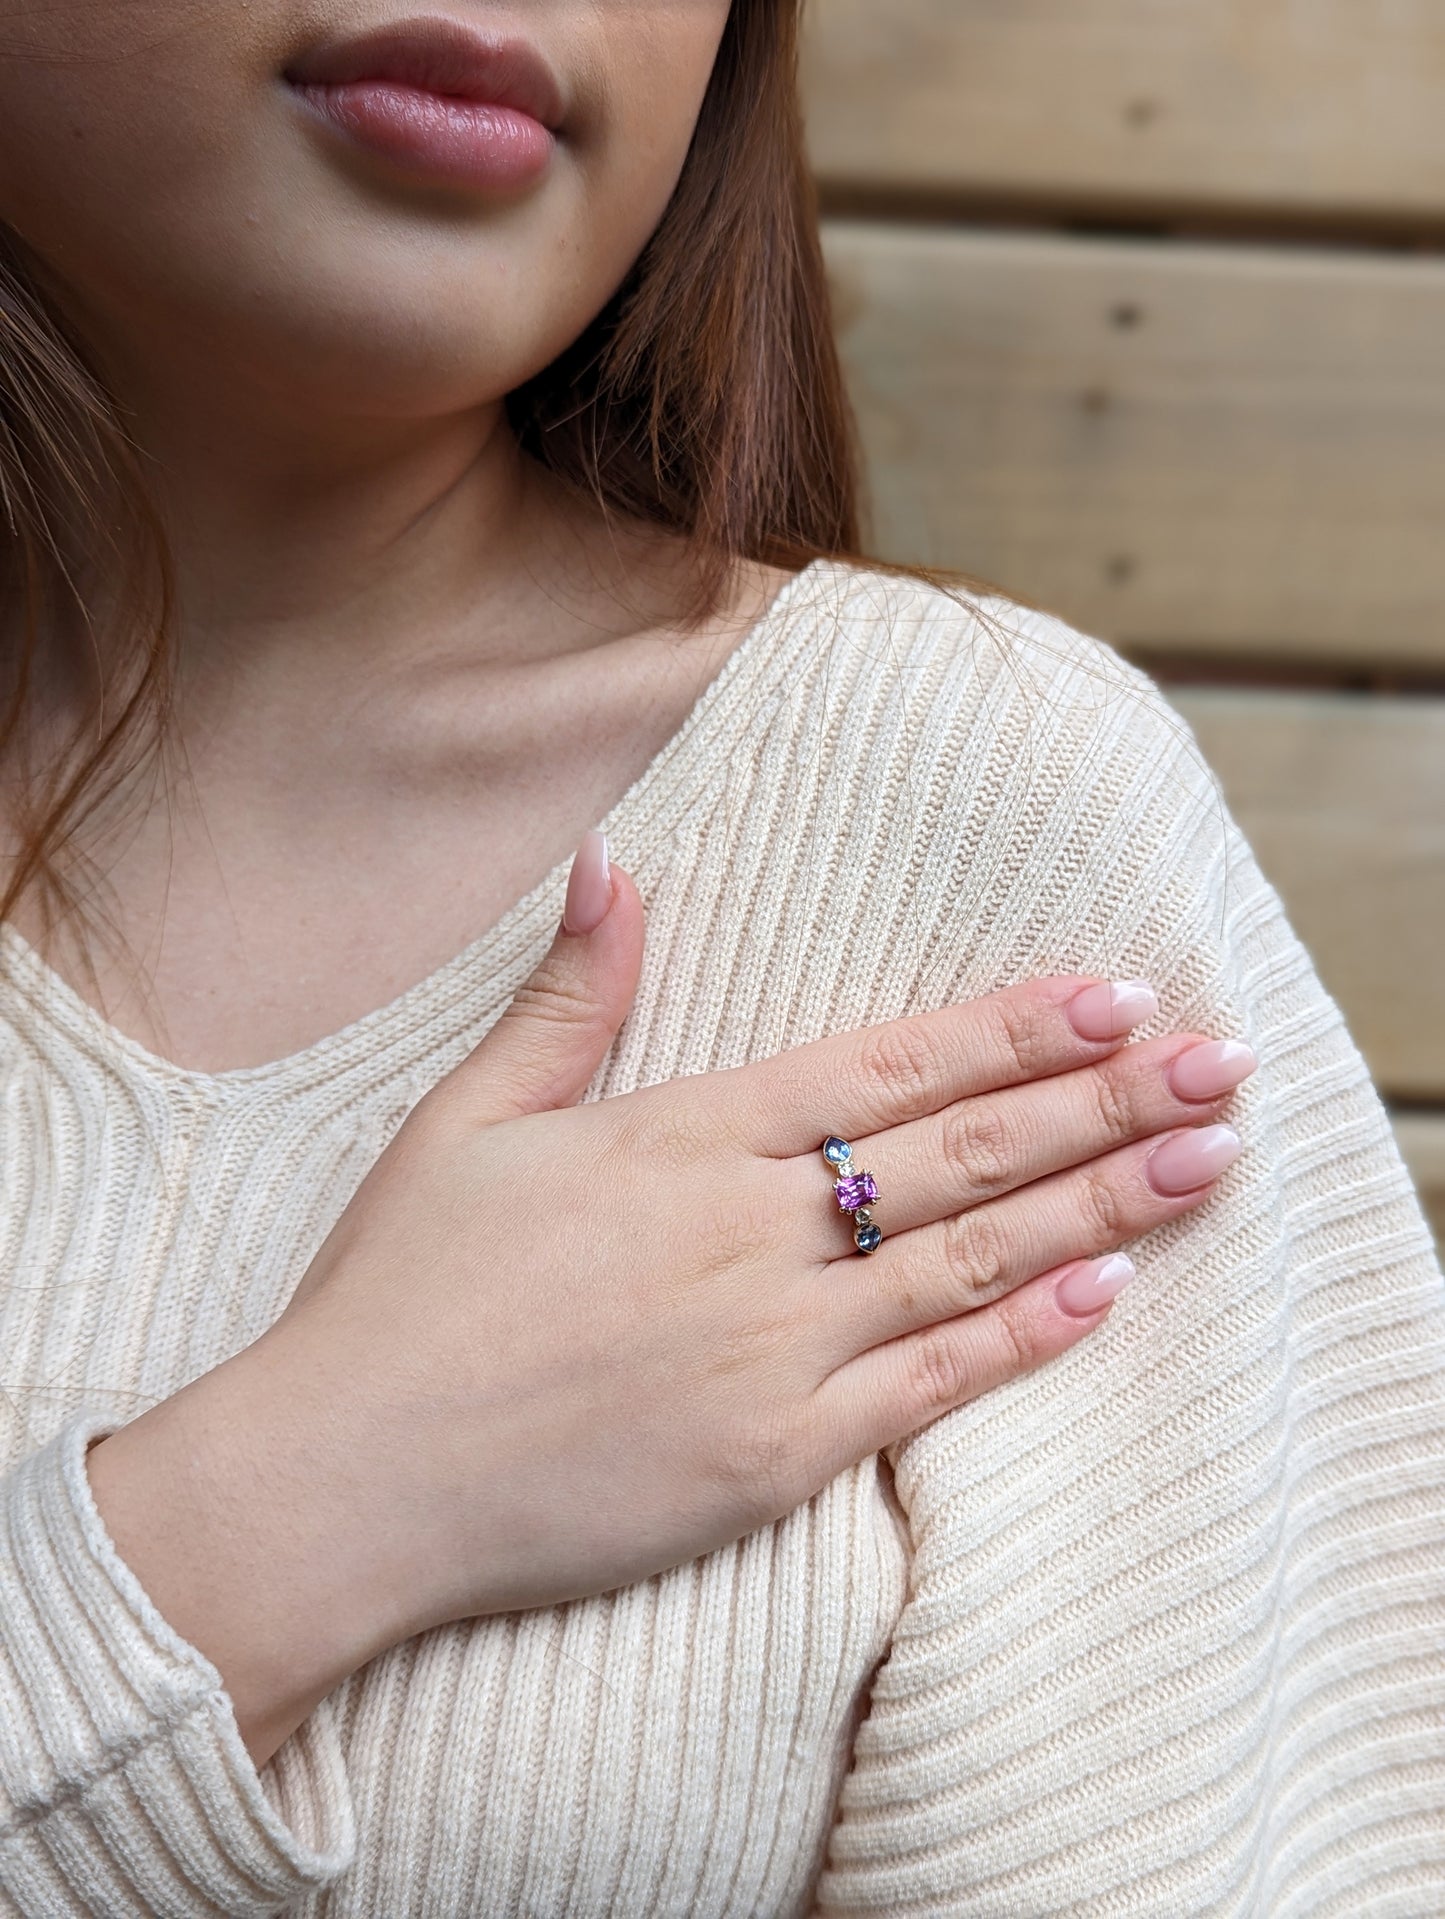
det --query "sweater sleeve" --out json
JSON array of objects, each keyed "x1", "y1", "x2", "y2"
[
  {"x1": 0, "y1": 1409, "x2": 356, "y2": 1917},
  {"x1": 812, "y1": 618, "x2": 1445, "y2": 1916}
]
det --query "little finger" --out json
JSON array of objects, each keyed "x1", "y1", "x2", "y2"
[{"x1": 816, "y1": 1250, "x2": 1142, "y2": 1460}]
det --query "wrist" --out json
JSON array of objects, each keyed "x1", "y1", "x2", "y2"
[{"x1": 83, "y1": 1329, "x2": 422, "y2": 1770}]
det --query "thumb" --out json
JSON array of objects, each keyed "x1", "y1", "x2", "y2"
[{"x1": 460, "y1": 830, "x2": 644, "y2": 1123}]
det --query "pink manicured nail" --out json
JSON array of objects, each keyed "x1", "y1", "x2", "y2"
[
  {"x1": 1056, "y1": 1253, "x2": 1137, "y2": 1318},
  {"x1": 1166, "y1": 1040, "x2": 1258, "y2": 1102},
  {"x1": 1066, "y1": 979, "x2": 1159, "y2": 1042},
  {"x1": 561, "y1": 830, "x2": 612, "y2": 935},
  {"x1": 1146, "y1": 1124, "x2": 1242, "y2": 1195}
]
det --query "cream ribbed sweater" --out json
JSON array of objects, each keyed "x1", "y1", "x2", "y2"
[{"x1": 0, "y1": 557, "x2": 1441, "y2": 1918}]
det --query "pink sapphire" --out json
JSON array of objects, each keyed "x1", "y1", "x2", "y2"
[{"x1": 834, "y1": 1170, "x2": 878, "y2": 1212}]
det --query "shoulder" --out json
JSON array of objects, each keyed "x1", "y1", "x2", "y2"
[
  {"x1": 763, "y1": 556, "x2": 1266, "y2": 1024},
  {"x1": 795, "y1": 554, "x2": 1226, "y2": 828},
  {"x1": 800, "y1": 555, "x2": 1168, "y2": 717}
]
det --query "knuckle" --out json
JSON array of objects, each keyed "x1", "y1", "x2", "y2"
[
  {"x1": 1077, "y1": 1161, "x2": 1133, "y2": 1243},
  {"x1": 506, "y1": 965, "x2": 606, "y2": 1032},
  {"x1": 991, "y1": 1296, "x2": 1046, "y2": 1377},
  {"x1": 989, "y1": 993, "x2": 1052, "y2": 1079},
  {"x1": 939, "y1": 1100, "x2": 1015, "y2": 1198},
  {"x1": 712, "y1": 1404, "x2": 804, "y2": 1515},
  {"x1": 942, "y1": 1206, "x2": 1008, "y2": 1304},
  {"x1": 1090, "y1": 1063, "x2": 1141, "y2": 1145},
  {"x1": 613, "y1": 1087, "x2": 711, "y2": 1174},
  {"x1": 702, "y1": 1204, "x2": 763, "y2": 1281},
  {"x1": 664, "y1": 1187, "x2": 769, "y2": 1292},
  {"x1": 907, "y1": 1326, "x2": 972, "y2": 1414},
  {"x1": 855, "y1": 1019, "x2": 937, "y2": 1113}
]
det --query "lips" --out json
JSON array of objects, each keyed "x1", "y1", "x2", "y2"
[{"x1": 283, "y1": 13, "x2": 565, "y2": 132}]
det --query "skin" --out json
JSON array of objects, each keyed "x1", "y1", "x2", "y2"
[
  {"x1": 0, "y1": 0, "x2": 776, "y2": 1071},
  {"x1": 3, "y1": 0, "x2": 1256, "y2": 1805},
  {"x1": 0, "y1": 1, "x2": 743, "y2": 614}
]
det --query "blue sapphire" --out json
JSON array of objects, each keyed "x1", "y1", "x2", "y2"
[
  {"x1": 823, "y1": 1136, "x2": 852, "y2": 1165},
  {"x1": 855, "y1": 1224, "x2": 883, "y2": 1254}
]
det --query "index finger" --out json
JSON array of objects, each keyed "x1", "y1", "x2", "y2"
[{"x1": 725, "y1": 976, "x2": 1160, "y2": 1159}]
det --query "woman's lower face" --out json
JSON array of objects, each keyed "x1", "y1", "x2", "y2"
[{"x1": 0, "y1": 2, "x2": 732, "y2": 425}]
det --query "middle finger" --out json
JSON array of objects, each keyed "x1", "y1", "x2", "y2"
[{"x1": 800, "y1": 1033, "x2": 1256, "y2": 1260}]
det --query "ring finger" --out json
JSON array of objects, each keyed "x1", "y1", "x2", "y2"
[
  {"x1": 800, "y1": 1032, "x2": 1255, "y2": 1261},
  {"x1": 820, "y1": 1120, "x2": 1243, "y2": 1360}
]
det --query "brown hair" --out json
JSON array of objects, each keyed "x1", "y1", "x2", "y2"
[{"x1": 0, "y1": 0, "x2": 1014, "y2": 975}]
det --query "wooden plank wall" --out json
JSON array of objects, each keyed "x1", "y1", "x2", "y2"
[{"x1": 799, "y1": 0, "x2": 1445, "y2": 1251}]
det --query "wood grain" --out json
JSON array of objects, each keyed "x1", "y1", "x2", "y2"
[
  {"x1": 801, "y1": 0, "x2": 1445, "y2": 229},
  {"x1": 1164, "y1": 690, "x2": 1445, "y2": 1099},
  {"x1": 823, "y1": 221, "x2": 1445, "y2": 669}
]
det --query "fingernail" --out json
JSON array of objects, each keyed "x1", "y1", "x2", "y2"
[
  {"x1": 1056, "y1": 1252, "x2": 1136, "y2": 1318},
  {"x1": 1166, "y1": 1039, "x2": 1258, "y2": 1102},
  {"x1": 1146, "y1": 1123, "x2": 1242, "y2": 1196},
  {"x1": 561, "y1": 829, "x2": 611, "y2": 935},
  {"x1": 1066, "y1": 979, "x2": 1159, "y2": 1042}
]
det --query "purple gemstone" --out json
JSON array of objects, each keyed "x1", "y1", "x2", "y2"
[{"x1": 834, "y1": 1170, "x2": 878, "y2": 1213}]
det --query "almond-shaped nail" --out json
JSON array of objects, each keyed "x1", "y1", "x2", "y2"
[
  {"x1": 1166, "y1": 1040, "x2": 1257, "y2": 1102},
  {"x1": 1146, "y1": 1123, "x2": 1242, "y2": 1196},
  {"x1": 1067, "y1": 979, "x2": 1159, "y2": 1042},
  {"x1": 561, "y1": 829, "x2": 611, "y2": 935},
  {"x1": 1056, "y1": 1253, "x2": 1137, "y2": 1318}
]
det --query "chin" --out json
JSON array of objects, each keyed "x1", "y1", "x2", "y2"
[
  {"x1": 223, "y1": 323, "x2": 537, "y2": 425},
  {"x1": 135, "y1": 218, "x2": 600, "y2": 424}
]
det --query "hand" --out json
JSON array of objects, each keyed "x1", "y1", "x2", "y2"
[{"x1": 86, "y1": 834, "x2": 1255, "y2": 1767}]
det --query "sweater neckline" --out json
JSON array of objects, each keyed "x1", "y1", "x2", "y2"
[{"x1": 0, "y1": 557, "x2": 834, "y2": 1102}]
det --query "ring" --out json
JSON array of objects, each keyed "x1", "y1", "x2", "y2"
[{"x1": 821, "y1": 1136, "x2": 884, "y2": 1255}]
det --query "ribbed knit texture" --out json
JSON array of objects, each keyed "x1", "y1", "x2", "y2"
[{"x1": 0, "y1": 556, "x2": 1440, "y2": 1917}]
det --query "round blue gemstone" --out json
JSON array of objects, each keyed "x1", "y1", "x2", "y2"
[
  {"x1": 823, "y1": 1136, "x2": 852, "y2": 1165},
  {"x1": 855, "y1": 1224, "x2": 883, "y2": 1254}
]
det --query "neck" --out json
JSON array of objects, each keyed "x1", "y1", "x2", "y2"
[
  {"x1": 151, "y1": 401, "x2": 538, "y2": 685},
  {"x1": 25, "y1": 357, "x2": 690, "y2": 736}
]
